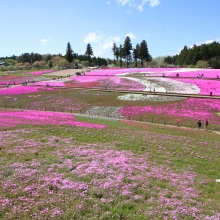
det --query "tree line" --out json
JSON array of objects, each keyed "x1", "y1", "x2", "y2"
[
  {"x1": 112, "y1": 36, "x2": 152, "y2": 68},
  {"x1": 164, "y1": 41, "x2": 220, "y2": 68},
  {"x1": 0, "y1": 43, "x2": 108, "y2": 71}
]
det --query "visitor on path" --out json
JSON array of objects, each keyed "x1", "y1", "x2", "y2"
[
  {"x1": 204, "y1": 119, "x2": 209, "y2": 130},
  {"x1": 210, "y1": 91, "x2": 213, "y2": 96},
  {"x1": 197, "y1": 120, "x2": 202, "y2": 130}
]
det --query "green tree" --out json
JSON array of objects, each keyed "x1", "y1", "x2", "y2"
[
  {"x1": 112, "y1": 43, "x2": 118, "y2": 65},
  {"x1": 177, "y1": 45, "x2": 188, "y2": 66},
  {"x1": 65, "y1": 42, "x2": 74, "y2": 67},
  {"x1": 138, "y1": 40, "x2": 151, "y2": 67},
  {"x1": 85, "y1": 43, "x2": 93, "y2": 65},
  {"x1": 133, "y1": 44, "x2": 139, "y2": 67},
  {"x1": 119, "y1": 44, "x2": 125, "y2": 67},
  {"x1": 48, "y1": 60, "x2": 53, "y2": 68},
  {"x1": 123, "y1": 36, "x2": 132, "y2": 67}
]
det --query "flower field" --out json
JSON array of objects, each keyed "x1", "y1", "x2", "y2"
[{"x1": 1, "y1": 68, "x2": 220, "y2": 219}]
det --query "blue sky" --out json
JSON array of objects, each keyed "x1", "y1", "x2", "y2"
[{"x1": 1, "y1": 0, "x2": 220, "y2": 59}]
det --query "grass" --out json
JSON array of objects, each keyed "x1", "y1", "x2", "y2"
[{"x1": 1, "y1": 117, "x2": 220, "y2": 219}]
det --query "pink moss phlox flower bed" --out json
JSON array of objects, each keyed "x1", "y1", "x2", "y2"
[
  {"x1": 65, "y1": 81, "x2": 100, "y2": 88},
  {"x1": 71, "y1": 75, "x2": 108, "y2": 82},
  {"x1": 82, "y1": 68, "x2": 180, "y2": 76},
  {"x1": 72, "y1": 75, "x2": 145, "y2": 90},
  {"x1": 34, "y1": 82, "x2": 65, "y2": 87},
  {"x1": 120, "y1": 98, "x2": 220, "y2": 124},
  {"x1": 168, "y1": 69, "x2": 220, "y2": 78},
  {"x1": 0, "y1": 86, "x2": 42, "y2": 95},
  {"x1": 174, "y1": 78, "x2": 220, "y2": 95},
  {"x1": 0, "y1": 110, "x2": 106, "y2": 129}
]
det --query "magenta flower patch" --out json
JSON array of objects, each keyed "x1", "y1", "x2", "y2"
[
  {"x1": 174, "y1": 78, "x2": 220, "y2": 95},
  {"x1": 120, "y1": 98, "x2": 220, "y2": 124},
  {"x1": 0, "y1": 110, "x2": 106, "y2": 129},
  {"x1": 0, "y1": 86, "x2": 41, "y2": 95}
]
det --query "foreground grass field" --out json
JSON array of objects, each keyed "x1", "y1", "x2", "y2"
[{"x1": 1, "y1": 114, "x2": 220, "y2": 219}]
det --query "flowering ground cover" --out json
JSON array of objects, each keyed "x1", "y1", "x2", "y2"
[
  {"x1": 0, "y1": 117, "x2": 220, "y2": 219},
  {"x1": 120, "y1": 98, "x2": 220, "y2": 126},
  {"x1": 0, "y1": 110, "x2": 106, "y2": 129},
  {"x1": 1, "y1": 68, "x2": 220, "y2": 130},
  {"x1": 0, "y1": 85, "x2": 53, "y2": 95},
  {"x1": 167, "y1": 69, "x2": 220, "y2": 78},
  {"x1": 81, "y1": 68, "x2": 181, "y2": 76},
  {"x1": 65, "y1": 81, "x2": 101, "y2": 88},
  {"x1": 34, "y1": 81, "x2": 65, "y2": 87},
  {"x1": 173, "y1": 78, "x2": 220, "y2": 95}
]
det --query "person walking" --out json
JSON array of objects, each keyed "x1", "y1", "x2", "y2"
[
  {"x1": 197, "y1": 120, "x2": 202, "y2": 130},
  {"x1": 204, "y1": 119, "x2": 209, "y2": 130}
]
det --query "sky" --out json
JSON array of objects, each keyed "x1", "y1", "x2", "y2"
[{"x1": 1, "y1": 0, "x2": 220, "y2": 59}]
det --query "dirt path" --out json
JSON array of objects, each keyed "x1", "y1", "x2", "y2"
[{"x1": 44, "y1": 68, "x2": 89, "y2": 77}]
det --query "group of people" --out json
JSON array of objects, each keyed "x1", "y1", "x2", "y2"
[
  {"x1": 197, "y1": 74, "x2": 204, "y2": 78},
  {"x1": 197, "y1": 119, "x2": 209, "y2": 130}
]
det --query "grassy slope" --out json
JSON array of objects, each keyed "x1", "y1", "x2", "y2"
[{"x1": 0, "y1": 116, "x2": 220, "y2": 219}]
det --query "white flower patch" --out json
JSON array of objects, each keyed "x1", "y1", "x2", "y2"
[
  {"x1": 116, "y1": 76, "x2": 200, "y2": 102},
  {"x1": 120, "y1": 77, "x2": 166, "y2": 92},
  {"x1": 117, "y1": 94, "x2": 186, "y2": 102},
  {"x1": 149, "y1": 77, "x2": 200, "y2": 94},
  {"x1": 85, "y1": 106, "x2": 125, "y2": 119}
]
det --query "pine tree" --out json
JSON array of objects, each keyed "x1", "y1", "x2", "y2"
[
  {"x1": 65, "y1": 42, "x2": 74, "y2": 67},
  {"x1": 123, "y1": 36, "x2": 132, "y2": 67},
  {"x1": 133, "y1": 44, "x2": 140, "y2": 67},
  {"x1": 85, "y1": 43, "x2": 93, "y2": 65},
  {"x1": 112, "y1": 43, "x2": 118, "y2": 65},
  {"x1": 138, "y1": 40, "x2": 151, "y2": 67}
]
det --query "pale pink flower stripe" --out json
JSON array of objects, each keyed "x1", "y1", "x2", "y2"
[
  {"x1": 34, "y1": 82, "x2": 65, "y2": 87},
  {"x1": 120, "y1": 98, "x2": 220, "y2": 124},
  {"x1": 71, "y1": 75, "x2": 145, "y2": 91},
  {"x1": 0, "y1": 110, "x2": 106, "y2": 129},
  {"x1": 86, "y1": 68, "x2": 180, "y2": 76},
  {"x1": 70, "y1": 68, "x2": 180, "y2": 81},
  {"x1": 174, "y1": 78, "x2": 220, "y2": 95}
]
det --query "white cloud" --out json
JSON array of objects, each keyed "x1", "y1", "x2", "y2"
[
  {"x1": 137, "y1": 0, "x2": 160, "y2": 11},
  {"x1": 116, "y1": 0, "x2": 133, "y2": 6},
  {"x1": 107, "y1": 1, "x2": 111, "y2": 4},
  {"x1": 39, "y1": 38, "x2": 55, "y2": 46},
  {"x1": 40, "y1": 39, "x2": 47, "y2": 43},
  {"x1": 93, "y1": 36, "x2": 120, "y2": 57},
  {"x1": 116, "y1": 0, "x2": 160, "y2": 10},
  {"x1": 125, "y1": 32, "x2": 137, "y2": 40},
  {"x1": 84, "y1": 32, "x2": 104, "y2": 43},
  {"x1": 204, "y1": 38, "x2": 220, "y2": 44}
]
